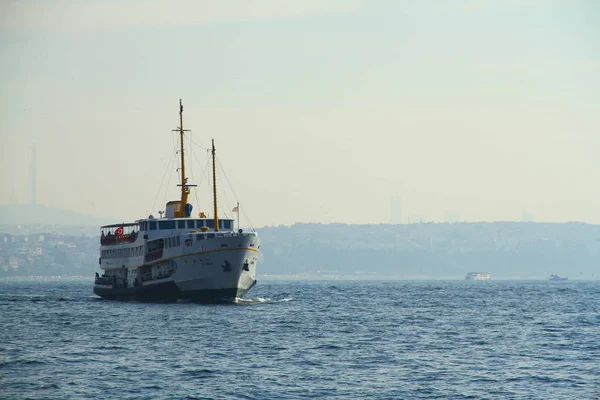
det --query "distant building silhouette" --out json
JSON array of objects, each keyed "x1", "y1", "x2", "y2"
[
  {"x1": 30, "y1": 144, "x2": 37, "y2": 205},
  {"x1": 445, "y1": 210, "x2": 460, "y2": 223},
  {"x1": 409, "y1": 214, "x2": 425, "y2": 223},
  {"x1": 521, "y1": 209, "x2": 534, "y2": 222},
  {"x1": 389, "y1": 196, "x2": 403, "y2": 224}
]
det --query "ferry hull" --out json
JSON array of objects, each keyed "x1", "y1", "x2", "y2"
[{"x1": 93, "y1": 280, "x2": 256, "y2": 302}]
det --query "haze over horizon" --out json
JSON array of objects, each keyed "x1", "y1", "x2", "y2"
[{"x1": 1, "y1": 0, "x2": 599, "y2": 227}]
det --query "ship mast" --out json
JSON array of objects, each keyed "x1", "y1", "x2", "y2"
[
  {"x1": 171, "y1": 99, "x2": 192, "y2": 218},
  {"x1": 212, "y1": 139, "x2": 219, "y2": 231}
]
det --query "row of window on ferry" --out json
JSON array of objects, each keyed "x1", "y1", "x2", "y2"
[
  {"x1": 139, "y1": 219, "x2": 234, "y2": 231},
  {"x1": 147, "y1": 236, "x2": 182, "y2": 252},
  {"x1": 102, "y1": 245, "x2": 144, "y2": 259}
]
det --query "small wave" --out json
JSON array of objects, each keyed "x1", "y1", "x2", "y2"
[
  {"x1": 0, "y1": 294, "x2": 79, "y2": 303},
  {"x1": 39, "y1": 383, "x2": 60, "y2": 390},
  {"x1": 11, "y1": 359, "x2": 46, "y2": 366},
  {"x1": 182, "y1": 368, "x2": 218, "y2": 378},
  {"x1": 312, "y1": 344, "x2": 344, "y2": 350},
  {"x1": 236, "y1": 297, "x2": 293, "y2": 304},
  {"x1": 236, "y1": 297, "x2": 271, "y2": 303},
  {"x1": 96, "y1": 345, "x2": 128, "y2": 351},
  {"x1": 141, "y1": 384, "x2": 163, "y2": 390},
  {"x1": 0, "y1": 293, "x2": 49, "y2": 298}
]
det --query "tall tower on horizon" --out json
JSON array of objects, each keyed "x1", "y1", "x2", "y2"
[
  {"x1": 521, "y1": 209, "x2": 534, "y2": 222},
  {"x1": 30, "y1": 144, "x2": 37, "y2": 205},
  {"x1": 390, "y1": 195, "x2": 403, "y2": 224}
]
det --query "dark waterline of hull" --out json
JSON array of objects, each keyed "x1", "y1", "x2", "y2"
[{"x1": 93, "y1": 280, "x2": 256, "y2": 303}]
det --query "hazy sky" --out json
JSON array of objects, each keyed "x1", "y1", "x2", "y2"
[{"x1": 1, "y1": 0, "x2": 599, "y2": 227}]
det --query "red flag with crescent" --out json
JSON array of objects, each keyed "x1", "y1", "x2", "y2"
[{"x1": 115, "y1": 226, "x2": 124, "y2": 236}]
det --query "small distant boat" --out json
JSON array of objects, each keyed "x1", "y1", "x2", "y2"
[
  {"x1": 465, "y1": 272, "x2": 490, "y2": 280},
  {"x1": 549, "y1": 274, "x2": 568, "y2": 281}
]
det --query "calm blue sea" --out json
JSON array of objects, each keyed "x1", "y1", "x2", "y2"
[{"x1": 0, "y1": 279, "x2": 599, "y2": 400}]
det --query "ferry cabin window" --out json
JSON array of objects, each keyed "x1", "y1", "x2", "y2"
[
  {"x1": 220, "y1": 220, "x2": 232, "y2": 230},
  {"x1": 207, "y1": 233, "x2": 215, "y2": 239},
  {"x1": 196, "y1": 220, "x2": 205, "y2": 228},
  {"x1": 160, "y1": 221, "x2": 176, "y2": 230},
  {"x1": 187, "y1": 220, "x2": 195, "y2": 229},
  {"x1": 176, "y1": 237, "x2": 180, "y2": 246},
  {"x1": 149, "y1": 221, "x2": 157, "y2": 231},
  {"x1": 205, "y1": 220, "x2": 215, "y2": 229},
  {"x1": 196, "y1": 234, "x2": 205, "y2": 240},
  {"x1": 147, "y1": 239, "x2": 165, "y2": 252},
  {"x1": 177, "y1": 220, "x2": 185, "y2": 229}
]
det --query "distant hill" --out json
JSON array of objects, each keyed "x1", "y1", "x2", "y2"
[
  {"x1": 0, "y1": 204, "x2": 112, "y2": 226},
  {"x1": 258, "y1": 222, "x2": 600, "y2": 279}
]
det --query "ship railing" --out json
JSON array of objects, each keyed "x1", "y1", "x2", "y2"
[
  {"x1": 238, "y1": 232, "x2": 258, "y2": 237},
  {"x1": 101, "y1": 232, "x2": 139, "y2": 246},
  {"x1": 141, "y1": 272, "x2": 153, "y2": 282},
  {"x1": 144, "y1": 249, "x2": 163, "y2": 263},
  {"x1": 141, "y1": 270, "x2": 175, "y2": 282},
  {"x1": 195, "y1": 231, "x2": 257, "y2": 238},
  {"x1": 94, "y1": 276, "x2": 114, "y2": 286}
]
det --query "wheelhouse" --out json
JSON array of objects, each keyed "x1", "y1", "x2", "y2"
[
  {"x1": 139, "y1": 218, "x2": 234, "y2": 232},
  {"x1": 100, "y1": 223, "x2": 140, "y2": 245}
]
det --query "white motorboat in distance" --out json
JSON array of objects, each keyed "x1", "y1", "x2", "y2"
[{"x1": 465, "y1": 272, "x2": 491, "y2": 280}]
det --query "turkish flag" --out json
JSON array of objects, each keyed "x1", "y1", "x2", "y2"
[{"x1": 115, "y1": 226, "x2": 124, "y2": 236}]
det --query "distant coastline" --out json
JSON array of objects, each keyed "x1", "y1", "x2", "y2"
[{"x1": 1, "y1": 221, "x2": 598, "y2": 280}]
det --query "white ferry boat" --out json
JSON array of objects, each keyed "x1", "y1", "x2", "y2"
[
  {"x1": 93, "y1": 100, "x2": 260, "y2": 302},
  {"x1": 465, "y1": 272, "x2": 491, "y2": 280}
]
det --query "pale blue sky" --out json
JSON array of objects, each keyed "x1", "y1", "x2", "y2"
[{"x1": 1, "y1": 0, "x2": 599, "y2": 226}]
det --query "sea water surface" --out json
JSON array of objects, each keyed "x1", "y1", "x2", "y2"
[{"x1": 1, "y1": 279, "x2": 599, "y2": 399}]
